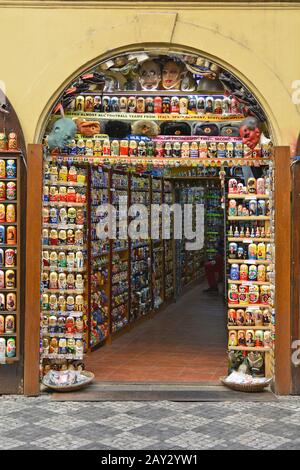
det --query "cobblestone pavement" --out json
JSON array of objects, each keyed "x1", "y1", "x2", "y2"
[{"x1": 1, "y1": 396, "x2": 300, "y2": 450}]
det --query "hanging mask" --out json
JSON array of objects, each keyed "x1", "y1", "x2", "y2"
[
  {"x1": 239, "y1": 117, "x2": 261, "y2": 150},
  {"x1": 47, "y1": 118, "x2": 77, "y2": 150}
]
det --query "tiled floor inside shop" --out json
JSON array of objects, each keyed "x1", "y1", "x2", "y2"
[{"x1": 85, "y1": 283, "x2": 227, "y2": 383}]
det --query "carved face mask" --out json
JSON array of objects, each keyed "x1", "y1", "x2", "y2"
[
  {"x1": 239, "y1": 117, "x2": 261, "y2": 150},
  {"x1": 162, "y1": 60, "x2": 184, "y2": 90},
  {"x1": 48, "y1": 118, "x2": 76, "y2": 150},
  {"x1": 139, "y1": 60, "x2": 161, "y2": 90}
]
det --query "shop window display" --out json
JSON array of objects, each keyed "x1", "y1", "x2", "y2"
[{"x1": 41, "y1": 50, "x2": 274, "y2": 382}]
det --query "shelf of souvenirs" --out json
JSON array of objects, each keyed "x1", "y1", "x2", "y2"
[
  {"x1": 43, "y1": 224, "x2": 84, "y2": 230},
  {"x1": 43, "y1": 267, "x2": 86, "y2": 274},
  {"x1": 42, "y1": 332, "x2": 84, "y2": 339},
  {"x1": 0, "y1": 332, "x2": 17, "y2": 337},
  {"x1": 228, "y1": 346, "x2": 272, "y2": 352},
  {"x1": 227, "y1": 194, "x2": 270, "y2": 200},
  {"x1": 228, "y1": 259, "x2": 272, "y2": 265},
  {"x1": 227, "y1": 280, "x2": 271, "y2": 286},
  {"x1": 228, "y1": 325, "x2": 272, "y2": 330},
  {"x1": 64, "y1": 111, "x2": 245, "y2": 122},
  {"x1": 42, "y1": 244, "x2": 87, "y2": 251},
  {"x1": 42, "y1": 289, "x2": 85, "y2": 295},
  {"x1": 227, "y1": 238, "x2": 271, "y2": 243},
  {"x1": 228, "y1": 216, "x2": 270, "y2": 222},
  {"x1": 41, "y1": 311, "x2": 84, "y2": 318},
  {"x1": 43, "y1": 202, "x2": 86, "y2": 208},
  {"x1": 74, "y1": 91, "x2": 229, "y2": 98},
  {"x1": 228, "y1": 303, "x2": 272, "y2": 309},
  {"x1": 41, "y1": 353, "x2": 83, "y2": 360},
  {"x1": 44, "y1": 181, "x2": 87, "y2": 188},
  {"x1": 46, "y1": 154, "x2": 272, "y2": 167}
]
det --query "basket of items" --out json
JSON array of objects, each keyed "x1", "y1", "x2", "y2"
[
  {"x1": 42, "y1": 369, "x2": 94, "y2": 392},
  {"x1": 220, "y1": 371, "x2": 272, "y2": 393}
]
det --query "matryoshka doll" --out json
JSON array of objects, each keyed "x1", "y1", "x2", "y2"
[
  {"x1": 67, "y1": 207, "x2": 76, "y2": 224},
  {"x1": 6, "y1": 293, "x2": 16, "y2": 311},
  {"x1": 214, "y1": 98, "x2": 223, "y2": 115},
  {"x1": 0, "y1": 159, "x2": 5, "y2": 178},
  {"x1": 49, "y1": 294, "x2": 58, "y2": 311},
  {"x1": 49, "y1": 251, "x2": 58, "y2": 268},
  {"x1": 234, "y1": 142, "x2": 244, "y2": 158},
  {"x1": 119, "y1": 96, "x2": 127, "y2": 112},
  {"x1": 75, "y1": 251, "x2": 84, "y2": 269},
  {"x1": 49, "y1": 272, "x2": 58, "y2": 290},
  {"x1": 49, "y1": 229, "x2": 58, "y2": 246},
  {"x1": 48, "y1": 315, "x2": 57, "y2": 334},
  {"x1": 59, "y1": 187, "x2": 67, "y2": 202},
  {"x1": 42, "y1": 293, "x2": 49, "y2": 311},
  {"x1": 230, "y1": 263, "x2": 239, "y2": 281},
  {"x1": 77, "y1": 170, "x2": 86, "y2": 186},
  {"x1": 0, "y1": 315, "x2": 4, "y2": 333},
  {"x1": 58, "y1": 251, "x2": 67, "y2": 268},
  {"x1": 239, "y1": 285, "x2": 249, "y2": 305},
  {"x1": 257, "y1": 264, "x2": 266, "y2": 282},
  {"x1": 76, "y1": 208, "x2": 85, "y2": 226},
  {"x1": 228, "y1": 199, "x2": 237, "y2": 216},
  {"x1": 58, "y1": 296, "x2": 66, "y2": 313},
  {"x1": 181, "y1": 142, "x2": 190, "y2": 159},
  {"x1": 75, "y1": 295, "x2": 84, "y2": 312},
  {"x1": 8, "y1": 133, "x2": 18, "y2": 151},
  {"x1": 111, "y1": 140, "x2": 120, "y2": 157},
  {"x1": 228, "y1": 283, "x2": 239, "y2": 304},
  {"x1": 228, "y1": 330, "x2": 238, "y2": 347},
  {"x1": 239, "y1": 264, "x2": 248, "y2": 281},
  {"x1": 257, "y1": 200, "x2": 266, "y2": 216},
  {"x1": 246, "y1": 330, "x2": 255, "y2": 347},
  {"x1": 49, "y1": 165, "x2": 58, "y2": 184},
  {"x1": 228, "y1": 309, "x2": 237, "y2": 326},
  {"x1": 248, "y1": 243, "x2": 257, "y2": 260},
  {"x1": 49, "y1": 338, "x2": 58, "y2": 355},
  {"x1": 49, "y1": 186, "x2": 58, "y2": 202},
  {"x1": 257, "y1": 243, "x2": 266, "y2": 261},
  {"x1": 93, "y1": 139, "x2": 102, "y2": 157},
  {"x1": 0, "y1": 270, "x2": 4, "y2": 288},
  {"x1": 237, "y1": 246, "x2": 245, "y2": 260},
  {"x1": 59, "y1": 165, "x2": 68, "y2": 183},
  {"x1": 199, "y1": 142, "x2": 207, "y2": 158},
  {"x1": 49, "y1": 207, "x2": 58, "y2": 224},
  {"x1": 5, "y1": 315, "x2": 15, "y2": 334},
  {"x1": 238, "y1": 330, "x2": 246, "y2": 346},
  {"x1": 75, "y1": 339, "x2": 84, "y2": 356},
  {"x1": 67, "y1": 229, "x2": 75, "y2": 245},
  {"x1": 66, "y1": 316, "x2": 75, "y2": 334},
  {"x1": 75, "y1": 274, "x2": 84, "y2": 290},
  {"x1": 58, "y1": 229, "x2": 67, "y2": 246},
  {"x1": 127, "y1": 96, "x2": 136, "y2": 113},
  {"x1": 66, "y1": 252, "x2": 75, "y2": 269},
  {"x1": 260, "y1": 285, "x2": 270, "y2": 305},
  {"x1": 6, "y1": 270, "x2": 15, "y2": 289},
  {"x1": 248, "y1": 200, "x2": 257, "y2": 216},
  {"x1": 67, "y1": 187, "x2": 76, "y2": 203},
  {"x1": 6, "y1": 182, "x2": 16, "y2": 201},
  {"x1": 5, "y1": 249, "x2": 16, "y2": 267},
  {"x1": 6, "y1": 160, "x2": 16, "y2": 179},
  {"x1": 0, "y1": 204, "x2": 5, "y2": 222},
  {"x1": 67, "y1": 338, "x2": 76, "y2": 354},
  {"x1": 67, "y1": 273, "x2": 75, "y2": 290},
  {"x1": 75, "y1": 229, "x2": 84, "y2": 245},
  {"x1": 136, "y1": 97, "x2": 145, "y2": 114},
  {"x1": 249, "y1": 285, "x2": 259, "y2": 304},
  {"x1": 42, "y1": 271, "x2": 49, "y2": 289},
  {"x1": 66, "y1": 295, "x2": 75, "y2": 312},
  {"x1": 59, "y1": 338, "x2": 67, "y2": 355},
  {"x1": 120, "y1": 140, "x2": 129, "y2": 157},
  {"x1": 228, "y1": 179, "x2": 238, "y2": 194},
  {"x1": 76, "y1": 95, "x2": 85, "y2": 111},
  {"x1": 68, "y1": 166, "x2": 78, "y2": 183},
  {"x1": 0, "y1": 293, "x2": 5, "y2": 311},
  {"x1": 263, "y1": 330, "x2": 272, "y2": 348},
  {"x1": 217, "y1": 142, "x2": 226, "y2": 158},
  {"x1": 255, "y1": 330, "x2": 264, "y2": 347},
  {"x1": 248, "y1": 264, "x2": 257, "y2": 281},
  {"x1": 42, "y1": 337, "x2": 49, "y2": 355},
  {"x1": 256, "y1": 178, "x2": 265, "y2": 195},
  {"x1": 247, "y1": 177, "x2": 256, "y2": 194},
  {"x1": 228, "y1": 242, "x2": 238, "y2": 260},
  {"x1": 59, "y1": 208, "x2": 67, "y2": 225},
  {"x1": 75, "y1": 317, "x2": 84, "y2": 333},
  {"x1": 0, "y1": 182, "x2": 6, "y2": 201},
  {"x1": 58, "y1": 273, "x2": 67, "y2": 290},
  {"x1": 226, "y1": 142, "x2": 234, "y2": 159},
  {"x1": 6, "y1": 338, "x2": 16, "y2": 358},
  {"x1": 0, "y1": 227, "x2": 4, "y2": 244},
  {"x1": 41, "y1": 316, "x2": 48, "y2": 335}
]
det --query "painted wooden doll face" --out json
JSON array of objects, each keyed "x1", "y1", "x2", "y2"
[
  {"x1": 162, "y1": 60, "x2": 184, "y2": 90},
  {"x1": 139, "y1": 60, "x2": 161, "y2": 90}
]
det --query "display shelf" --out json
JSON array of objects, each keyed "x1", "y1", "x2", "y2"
[
  {"x1": 227, "y1": 194, "x2": 270, "y2": 199},
  {"x1": 42, "y1": 289, "x2": 85, "y2": 295},
  {"x1": 228, "y1": 303, "x2": 271, "y2": 308},
  {"x1": 43, "y1": 202, "x2": 86, "y2": 207},
  {"x1": 228, "y1": 346, "x2": 272, "y2": 352},
  {"x1": 42, "y1": 244, "x2": 87, "y2": 250},
  {"x1": 228, "y1": 259, "x2": 271, "y2": 265},
  {"x1": 65, "y1": 111, "x2": 245, "y2": 122},
  {"x1": 227, "y1": 238, "x2": 271, "y2": 243},
  {"x1": 228, "y1": 326, "x2": 271, "y2": 330},
  {"x1": 43, "y1": 267, "x2": 86, "y2": 273},
  {"x1": 228, "y1": 216, "x2": 271, "y2": 221},
  {"x1": 227, "y1": 280, "x2": 271, "y2": 286},
  {"x1": 44, "y1": 181, "x2": 87, "y2": 187}
]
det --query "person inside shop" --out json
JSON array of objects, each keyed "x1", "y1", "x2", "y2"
[{"x1": 203, "y1": 239, "x2": 224, "y2": 294}]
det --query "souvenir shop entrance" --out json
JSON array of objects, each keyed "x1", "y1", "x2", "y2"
[{"x1": 23, "y1": 47, "x2": 291, "y2": 395}]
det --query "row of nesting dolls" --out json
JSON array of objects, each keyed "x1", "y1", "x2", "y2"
[
  {"x1": 0, "y1": 337, "x2": 16, "y2": 358},
  {"x1": 228, "y1": 329, "x2": 272, "y2": 349},
  {"x1": 70, "y1": 94, "x2": 236, "y2": 115},
  {"x1": 0, "y1": 314, "x2": 15, "y2": 334},
  {"x1": 0, "y1": 181, "x2": 17, "y2": 201},
  {"x1": 43, "y1": 250, "x2": 85, "y2": 269},
  {"x1": 228, "y1": 177, "x2": 269, "y2": 195},
  {"x1": 43, "y1": 207, "x2": 85, "y2": 226},
  {"x1": 44, "y1": 164, "x2": 87, "y2": 184},
  {"x1": 229, "y1": 242, "x2": 271, "y2": 261},
  {"x1": 42, "y1": 361, "x2": 85, "y2": 376},
  {"x1": 42, "y1": 272, "x2": 84, "y2": 291},
  {"x1": 41, "y1": 293, "x2": 85, "y2": 312},
  {"x1": 0, "y1": 159, "x2": 17, "y2": 179},
  {"x1": 43, "y1": 185, "x2": 86, "y2": 203},
  {"x1": 228, "y1": 225, "x2": 270, "y2": 239},
  {"x1": 229, "y1": 263, "x2": 272, "y2": 282},
  {"x1": 228, "y1": 283, "x2": 271, "y2": 305},
  {"x1": 42, "y1": 228, "x2": 85, "y2": 246},
  {"x1": 0, "y1": 133, "x2": 18, "y2": 151},
  {"x1": 228, "y1": 307, "x2": 271, "y2": 327},
  {"x1": 42, "y1": 336, "x2": 84, "y2": 357},
  {"x1": 41, "y1": 314, "x2": 84, "y2": 335},
  {"x1": 0, "y1": 204, "x2": 16, "y2": 223},
  {"x1": 228, "y1": 199, "x2": 270, "y2": 217},
  {"x1": 0, "y1": 292, "x2": 17, "y2": 311}
]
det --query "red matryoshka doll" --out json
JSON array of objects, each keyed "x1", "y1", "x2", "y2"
[
  {"x1": 214, "y1": 99, "x2": 223, "y2": 115},
  {"x1": 66, "y1": 316, "x2": 75, "y2": 334},
  {"x1": 154, "y1": 96, "x2": 163, "y2": 114},
  {"x1": 6, "y1": 182, "x2": 16, "y2": 201},
  {"x1": 68, "y1": 166, "x2": 77, "y2": 183},
  {"x1": 228, "y1": 179, "x2": 238, "y2": 194},
  {"x1": 228, "y1": 283, "x2": 239, "y2": 304},
  {"x1": 49, "y1": 229, "x2": 58, "y2": 246},
  {"x1": 84, "y1": 96, "x2": 94, "y2": 112},
  {"x1": 49, "y1": 338, "x2": 58, "y2": 355},
  {"x1": 0, "y1": 182, "x2": 6, "y2": 201},
  {"x1": 239, "y1": 285, "x2": 249, "y2": 305},
  {"x1": 228, "y1": 330, "x2": 238, "y2": 347},
  {"x1": 120, "y1": 140, "x2": 129, "y2": 157},
  {"x1": 49, "y1": 186, "x2": 59, "y2": 202},
  {"x1": 171, "y1": 96, "x2": 180, "y2": 114},
  {"x1": 255, "y1": 330, "x2": 264, "y2": 347},
  {"x1": 249, "y1": 285, "x2": 260, "y2": 304},
  {"x1": 67, "y1": 187, "x2": 76, "y2": 203},
  {"x1": 59, "y1": 187, "x2": 67, "y2": 202},
  {"x1": 6, "y1": 292, "x2": 16, "y2": 311},
  {"x1": 67, "y1": 230, "x2": 75, "y2": 245},
  {"x1": 8, "y1": 133, "x2": 18, "y2": 151},
  {"x1": 228, "y1": 309, "x2": 237, "y2": 326}
]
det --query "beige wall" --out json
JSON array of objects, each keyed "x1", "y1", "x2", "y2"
[{"x1": 0, "y1": 1, "x2": 300, "y2": 152}]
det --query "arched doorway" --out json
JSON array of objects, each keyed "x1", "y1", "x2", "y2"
[
  {"x1": 0, "y1": 90, "x2": 26, "y2": 394},
  {"x1": 25, "y1": 45, "x2": 291, "y2": 394}
]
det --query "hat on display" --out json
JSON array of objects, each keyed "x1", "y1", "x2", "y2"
[
  {"x1": 104, "y1": 120, "x2": 131, "y2": 138},
  {"x1": 160, "y1": 121, "x2": 191, "y2": 136}
]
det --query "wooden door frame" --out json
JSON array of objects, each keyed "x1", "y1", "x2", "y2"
[{"x1": 23, "y1": 144, "x2": 293, "y2": 396}]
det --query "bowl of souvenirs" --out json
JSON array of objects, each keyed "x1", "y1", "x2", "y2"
[
  {"x1": 220, "y1": 371, "x2": 272, "y2": 393},
  {"x1": 42, "y1": 369, "x2": 95, "y2": 392}
]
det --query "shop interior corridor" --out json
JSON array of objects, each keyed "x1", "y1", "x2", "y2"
[{"x1": 85, "y1": 284, "x2": 227, "y2": 383}]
